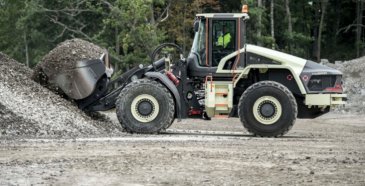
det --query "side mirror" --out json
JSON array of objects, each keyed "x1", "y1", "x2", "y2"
[{"x1": 194, "y1": 21, "x2": 199, "y2": 32}]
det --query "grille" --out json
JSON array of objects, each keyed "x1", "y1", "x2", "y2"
[{"x1": 307, "y1": 75, "x2": 337, "y2": 91}]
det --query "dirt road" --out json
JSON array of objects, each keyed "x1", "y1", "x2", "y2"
[{"x1": 1, "y1": 113, "x2": 364, "y2": 185}]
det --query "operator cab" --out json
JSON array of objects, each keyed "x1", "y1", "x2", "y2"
[{"x1": 188, "y1": 13, "x2": 250, "y2": 78}]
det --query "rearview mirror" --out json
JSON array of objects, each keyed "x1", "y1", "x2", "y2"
[{"x1": 194, "y1": 21, "x2": 199, "y2": 32}]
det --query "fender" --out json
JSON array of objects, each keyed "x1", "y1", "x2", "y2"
[
  {"x1": 232, "y1": 65, "x2": 307, "y2": 95},
  {"x1": 145, "y1": 72, "x2": 182, "y2": 121}
]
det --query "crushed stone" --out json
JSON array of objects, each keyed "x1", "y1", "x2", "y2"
[
  {"x1": 323, "y1": 57, "x2": 365, "y2": 114},
  {"x1": 0, "y1": 52, "x2": 123, "y2": 138}
]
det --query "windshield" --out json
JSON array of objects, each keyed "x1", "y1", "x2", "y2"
[{"x1": 191, "y1": 19, "x2": 206, "y2": 65}]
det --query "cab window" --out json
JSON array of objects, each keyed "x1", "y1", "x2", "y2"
[{"x1": 212, "y1": 20, "x2": 236, "y2": 66}]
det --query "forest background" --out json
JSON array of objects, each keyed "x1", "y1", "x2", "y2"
[{"x1": 0, "y1": 0, "x2": 362, "y2": 75}]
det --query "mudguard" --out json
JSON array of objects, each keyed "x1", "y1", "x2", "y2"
[{"x1": 145, "y1": 72, "x2": 181, "y2": 120}]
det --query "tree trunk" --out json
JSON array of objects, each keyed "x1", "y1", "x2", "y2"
[
  {"x1": 257, "y1": 0, "x2": 263, "y2": 46},
  {"x1": 115, "y1": 27, "x2": 120, "y2": 73},
  {"x1": 312, "y1": 1, "x2": 320, "y2": 59},
  {"x1": 356, "y1": 0, "x2": 363, "y2": 57},
  {"x1": 285, "y1": 0, "x2": 292, "y2": 52},
  {"x1": 270, "y1": 0, "x2": 275, "y2": 49},
  {"x1": 23, "y1": 32, "x2": 29, "y2": 67},
  {"x1": 150, "y1": 4, "x2": 156, "y2": 25},
  {"x1": 334, "y1": 0, "x2": 341, "y2": 47},
  {"x1": 317, "y1": 0, "x2": 328, "y2": 63}
]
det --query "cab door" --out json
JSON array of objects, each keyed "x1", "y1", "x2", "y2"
[{"x1": 209, "y1": 19, "x2": 238, "y2": 67}]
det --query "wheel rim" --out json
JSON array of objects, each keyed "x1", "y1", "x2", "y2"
[
  {"x1": 253, "y1": 96, "x2": 282, "y2": 125},
  {"x1": 131, "y1": 94, "x2": 160, "y2": 123}
]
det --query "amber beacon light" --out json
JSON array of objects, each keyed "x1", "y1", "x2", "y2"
[{"x1": 242, "y1": 5, "x2": 248, "y2": 13}]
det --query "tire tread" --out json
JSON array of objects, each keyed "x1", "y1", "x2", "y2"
[
  {"x1": 238, "y1": 81, "x2": 298, "y2": 137},
  {"x1": 116, "y1": 79, "x2": 175, "y2": 134}
]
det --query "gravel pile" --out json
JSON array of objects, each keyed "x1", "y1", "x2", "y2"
[
  {"x1": 323, "y1": 57, "x2": 365, "y2": 113},
  {"x1": 0, "y1": 52, "x2": 123, "y2": 138},
  {"x1": 32, "y1": 38, "x2": 106, "y2": 92}
]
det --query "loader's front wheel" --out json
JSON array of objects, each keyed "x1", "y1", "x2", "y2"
[
  {"x1": 238, "y1": 81, "x2": 297, "y2": 137},
  {"x1": 116, "y1": 79, "x2": 175, "y2": 133}
]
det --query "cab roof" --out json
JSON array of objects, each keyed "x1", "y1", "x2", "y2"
[{"x1": 196, "y1": 13, "x2": 249, "y2": 19}]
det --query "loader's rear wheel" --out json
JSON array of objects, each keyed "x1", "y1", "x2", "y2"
[
  {"x1": 238, "y1": 81, "x2": 297, "y2": 137},
  {"x1": 116, "y1": 79, "x2": 175, "y2": 133}
]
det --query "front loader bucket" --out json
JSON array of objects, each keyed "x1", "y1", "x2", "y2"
[
  {"x1": 80, "y1": 66, "x2": 143, "y2": 111},
  {"x1": 48, "y1": 59, "x2": 106, "y2": 100}
]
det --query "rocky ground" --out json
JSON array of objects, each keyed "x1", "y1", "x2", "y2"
[{"x1": 0, "y1": 113, "x2": 364, "y2": 185}]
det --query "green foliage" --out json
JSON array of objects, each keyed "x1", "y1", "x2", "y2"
[
  {"x1": 0, "y1": 0, "x2": 361, "y2": 70},
  {"x1": 93, "y1": 0, "x2": 167, "y2": 71},
  {"x1": 0, "y1": 1, "x2": 25, "y2": 63}
]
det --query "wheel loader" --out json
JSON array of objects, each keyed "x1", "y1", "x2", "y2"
[{"x1": 41, "y1": 7, "x2": 347, "y2": 137}]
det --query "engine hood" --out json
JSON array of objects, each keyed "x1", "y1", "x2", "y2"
[
  {"x1": 302, "y1": 60, "x2": 342, "y2": 75},
  {"x1": 245, "y1": 44, "x2": 307, "y2": 76}
]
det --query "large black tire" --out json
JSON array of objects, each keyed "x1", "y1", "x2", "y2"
[
  {"x1": 164, "y1": 118, "x2": 175, "y2": 130},
  {"x1": 238, "y1": 81, "x2": 297, "y2": 137},
  {"x1": 116, "y1": 79, "x2": 175, "y2": 133}
]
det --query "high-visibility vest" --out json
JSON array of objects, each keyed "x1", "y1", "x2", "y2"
[{"x1": 217, "y1": 33, "x2": 232, "y2": 48}]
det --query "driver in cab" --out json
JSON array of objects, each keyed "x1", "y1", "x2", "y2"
[{"x1": 216, "y1": 25, "x2": 232, "y2": 49}]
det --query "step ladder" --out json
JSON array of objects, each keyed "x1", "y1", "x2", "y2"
[{"x1": 205, "y1": 76, "x2": 233, "y2": 118}]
